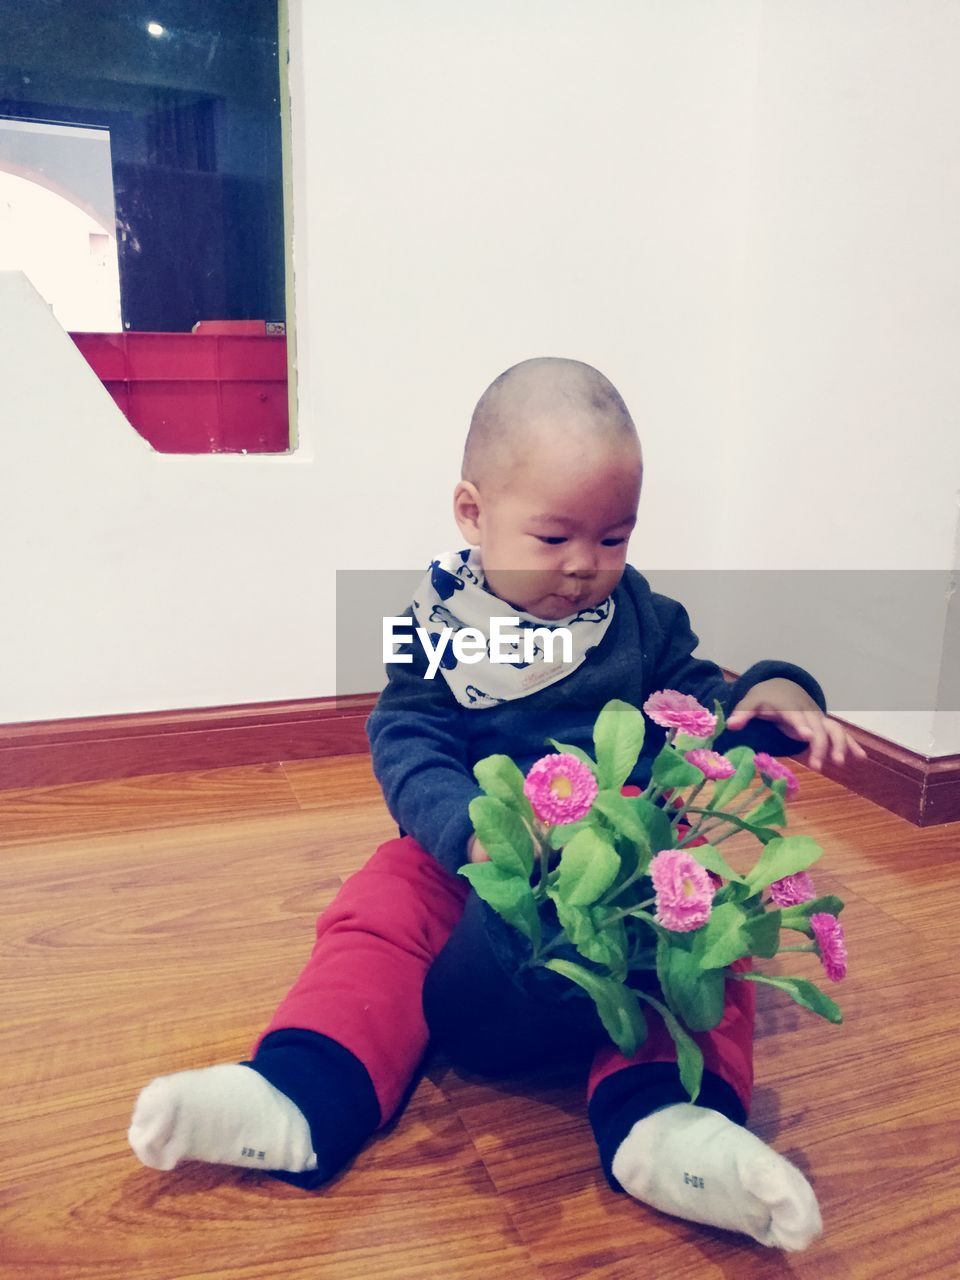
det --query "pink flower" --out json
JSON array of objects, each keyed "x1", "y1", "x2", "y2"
[
  {"x1": 644, "y1": 690, "x2": 717, "y2": 739},
  {"x1": 754, "y1": 752, "x2": 800, "y2": 800},
  {"x1": 769, "y1": 871, "x2": 817, "y2": 907},
  {"x1": 649, "y1": 849, "x2": 715, "y2": 932},
  {"x1": 685, "y1": 748, "x2": 736, "y2": 780},
  {"x1": 523, "y1": 753, "x2": 598, "y2": 825},
  {"x1": 810, "y1": 912, "x2": 847, "y2": 982}
]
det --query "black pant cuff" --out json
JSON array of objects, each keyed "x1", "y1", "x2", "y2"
[
  {"x1": 244, "y1": 1029, "x2": 380, "y2": 1188},
  {"x1": 588, "y1": 1062, "x2": 747, "y2": 1192}
]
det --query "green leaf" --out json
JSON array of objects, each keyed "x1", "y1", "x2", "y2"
[
  {"x1": 708, "y1": 746, "x2": 756, "y2": 810},
  {"x1": 625, "y1": 796, "x2": 675, "y2": 857},
  {"x1": 546, "y1": 888, "x2": 598, "y2": 944},
  {"x1": 587, "y1": 920, "x2": 629, "y2": 980},
  {"x1": 745, "y1": 835, "x2": 824, "y2": 895},
  {"x1": 593, "y1": 700, "x2": 646, "y2": 791},
  {"x1": 589, "y1": 801, "x2": 642, "y2": 891},
  {"x1": 547, "y1": 819, "x2": 592, "y2": 850},
  {"x1": 457, "y1": 863, "x2": 541, "y2": 948},
  {"x1": 779, "y1": 895, "x2": 845, "y2": 936},
  {"x1": 473, "y1": 754, "x2": 535, "y2": 822},
  {"x1": 650, "y1": 743, "x2": 704, "y2": 790},
  {"x1": 697, "y1": 902, "x2": 752, "y2": 969},
  {"x1": 737, "y1": 972, "x2": 843, "y2": 1024},
  {"x1": 469, "y1": 799, "x2": 534, "y2": 879},
  {"x1": 636, "y1": 991, "x2": 704, "y2": 1102},
  {"x1": 744, "y1": 907, "x2": 782, "y2": 958},
  {"x1": 544, "y1": 959, "x2": 647, "y2": 1056},
  {"x1": 468, "y1": 795, "x2": 535, "y2": 878},
  {"x1": 684, "y1": 841, "x2": 747, "y2": 884},
  {"x1": 724, "y1": 880, "x2": 756, "y2": 904},
  {"x1": 590, "y1": 790, "x2": 653, "y2": 860},
  {"x1": 553, "y1": 828, "x2": 621, "y2": 906},
  {"x1": 656, "y1": 936, "x2": 726, "y2": 1031},
  {"x1": 744, "y1": 777, "x2": 788, "y2": 829},
  {"x1": 549, "y1": 894, "x2": 629, "y2": 978},
  {"x1": 546, "y1": 739, "x2": 598, "y2": 776}
]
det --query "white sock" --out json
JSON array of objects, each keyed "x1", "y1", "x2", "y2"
[
  {"x1": 128, "y1": 1063, "x2": 318, "y2": 1174},
  {"x1": 611, "y1": 1103, "x2": 822, "y2": 1251}
]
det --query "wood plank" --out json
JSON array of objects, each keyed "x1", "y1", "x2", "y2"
[
  {"x1": 2, "y1": 1082, "x2": 541, "y2": 1280},
  {"x1": 1, "y1": 754, "x2": 958, "y2": 1279},
  {"x1": 280, "y1": 753, "x2": 385, "y2": 810},
  {"x1": 0, "y1": 790, "x2": 540, "y2": 1280},
  {"x1": 0, "y1": 763, "x2": 302, "y2": 846}
]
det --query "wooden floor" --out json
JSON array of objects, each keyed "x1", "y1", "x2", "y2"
[{"x1": 1, "y1": 755, "x2": 958, "y2": 1280}]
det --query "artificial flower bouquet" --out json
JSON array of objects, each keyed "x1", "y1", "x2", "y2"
[{"x1": 459, "y1": 692, "x2": 847, "y2": 1101}]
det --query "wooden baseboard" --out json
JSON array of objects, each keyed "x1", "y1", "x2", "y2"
[
  {"x1": 1, "y1": 695, "x2": 958, "y2": 827},
  {"x1": 809, "y1": 717, "x2": 960, "y2": 828},
  {"x1": 0, "y1": 695, "x2": 377, "y2": 790}
]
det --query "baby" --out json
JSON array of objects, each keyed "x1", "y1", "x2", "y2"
[{"x1": 129, "y1": 357, "x2": 863, "y2": 1251}]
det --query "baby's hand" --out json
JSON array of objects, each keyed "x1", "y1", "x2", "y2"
[
  {"x1": 725, "y1": 678, "x2": 868, "y2": 772},
  {"x1": 467, "y1": 835, "x2": 491, "y2": 863}
]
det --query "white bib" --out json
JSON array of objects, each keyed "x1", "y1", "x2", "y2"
[{"x1": 410, "y1": 548, "x2": 615, "y2": 708}]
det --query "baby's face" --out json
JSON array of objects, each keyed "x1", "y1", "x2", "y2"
[{"x1": 465, "y1": 437, "x2": 641, "y2": 621}]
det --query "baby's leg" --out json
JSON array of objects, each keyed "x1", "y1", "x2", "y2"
[
  {"x1": 129, "y1": 837, "x2": 469, "y2": 1185},
  {"x1": 588, "y1": 966, "x2": 822, "y2": 1251},
  {"x1": 423, "y1": 888, "x2": 604, "y2": 1075}
]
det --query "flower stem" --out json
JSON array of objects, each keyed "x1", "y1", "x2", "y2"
[
  {"x1": 727, "y1": 784, "x2": 765, "y2": 818},
  {"x1": 639, "y1": 779, "x2": 665, "y2": 805},
  {"x1": 529, "y1": 930, "x2": 572, "y2": 963},
  {"x1": 628, "y1": 908, "x2": 664, "y2": 937},
  {"x1": 604, "y1": 896, "x2": 656, "y2": 926},
  {"x1": 528, "y1": 817, "x2": 550, "y2": 901},
  {"x1": 675, "y1": 812, "x2": 726, "y2": 846},
  {"x1": 710, "y1": 826, "x2": 744, "y2": 847},
  {"x1": 600, "y1": 871, "x2": 633, "y2": 906},
  {"x1": 639, "y1": 729, "x2": 676, "y2": 805},
  {"x1": 670, "y1": 780, "x2": 706, "y2": 829},
  {"x1": 676, "y1": 782, "x2": 766, "y2": 846}
]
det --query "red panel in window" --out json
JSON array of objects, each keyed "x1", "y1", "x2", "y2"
[{"x1": 70, "y1": 331, "x2": 289, "y2": 454}]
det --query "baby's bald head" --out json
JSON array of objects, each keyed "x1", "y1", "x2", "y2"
[{"x1": 461, "y1": 357, "x2": 641, "y2": 490}]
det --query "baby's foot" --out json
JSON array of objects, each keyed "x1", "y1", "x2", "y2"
[
  {"x1": 611, "y1": 1103, "x2": 822, "y2": 1251},
  {"x1": 128, "y1": 1063, "x2": 317, "y2": 1174}
]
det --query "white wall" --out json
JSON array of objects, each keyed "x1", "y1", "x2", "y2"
[
  {"x1": 0, "y1": 0, "x2": 957, "y2": 754},
  {"x1": 663, "y1": 0, "x2": 960, "y2": 752}
]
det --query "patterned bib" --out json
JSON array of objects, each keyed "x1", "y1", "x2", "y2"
[{"x1": 409, "y1": 548, "x2": 615, "y2": 708}]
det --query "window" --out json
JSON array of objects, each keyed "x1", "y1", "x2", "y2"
[{"x1": 0, "y1": 1, "x2": 292, "y2": 453}]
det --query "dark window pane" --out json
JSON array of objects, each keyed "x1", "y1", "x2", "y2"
[{"x1": 0, "y1": 1, "x2": 288, "y2": 452}]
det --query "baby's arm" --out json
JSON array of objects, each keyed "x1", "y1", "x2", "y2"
[
  {"x1": 366, "y1": 609, "x2": 482, "y2": 872},
  {"x1": 647, "y1": 593, "x2": 832, "y2": 759},
  {"x1": 724, "y1": 676, "x2": 866, "y2": 768}
]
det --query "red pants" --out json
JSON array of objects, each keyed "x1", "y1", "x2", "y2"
[{"x1": 254, "y1": 834, "x2": 755, "y2": 1130}]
